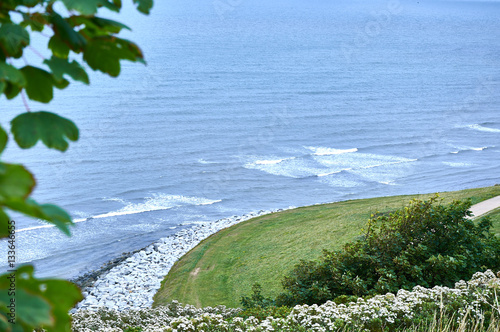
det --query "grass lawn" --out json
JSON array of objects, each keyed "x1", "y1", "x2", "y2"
[{"x1": 153, "y1": 186, "x2": 500, "y2": 308}]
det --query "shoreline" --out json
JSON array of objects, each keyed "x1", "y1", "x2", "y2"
[
  {"x1": 73, "y1": 187, "x2": 500, "y2": 312},
  {"x1": 73, "y1": 207, "x2": 293, "y2": 311},
  {"x1": 70, "y1": 248, "x2": 144, "y2": 291}
]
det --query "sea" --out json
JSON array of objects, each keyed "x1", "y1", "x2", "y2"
[{"x1": 1, "y1": 0, "x2": 499, "y2": 278}]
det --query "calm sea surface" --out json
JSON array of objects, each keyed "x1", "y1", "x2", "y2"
[{"x1": 1, "y1": 0, "x2": 499, "y2": 278}]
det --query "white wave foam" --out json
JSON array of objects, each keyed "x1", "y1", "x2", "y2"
[
  {"x1": 305, "y1": 146, "x2": 358, "y2": 156},
  {"x1": 466, "y1": 124, "x2": 500, "y2": 133},
  {"x1": 443, "y1": 162, "x2": 472, "y2": 168},
  {"x1": 94, "y1": 195, "x2": 221, "y2": 219},
  {"x1": 255, "y1": 159, "x2": 283, "y2": 165},
  {"x1": 245, "y1": 157, "x2": 322, "y2": 178},
  {"x1": 345, "y1": 156, "x2": 417, "y2": 184},
  {"x1": 102, "y1": 197, "x2": 127, "y2": 204},
  {"x1": 16, "y1": 194, "x2": 221, "y2": 233},
  {"x1": 453, "y1": 145, "x2": 488, "y2": 153},
  {"x1": 359, "y1": 159, "x2": 418, "y2": 170},
  {"x1": 198, "y1": 159, "x2": 217, "y2": 164},
  {"x1": 317, "y1": 169, "x2": 351, "y2": 177},
  {"x1": 254, "y1": 158, "x2": 290, "y2": 165},
  {"x1": 16, "y1": 224, "x2": 55, "y2": 233},
  {"x1": 245, "y1": 149, "x2": 417, "y2": 182},
  {"x1": 180, "y1": 221, "x2": 210, "y2": 225}
]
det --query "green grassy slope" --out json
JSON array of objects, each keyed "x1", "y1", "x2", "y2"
[{"x1": 153, "y1": 186, "x2": 500, "y2": 308}]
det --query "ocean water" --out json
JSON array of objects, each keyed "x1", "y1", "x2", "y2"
[{"x1": 1, "y1": 0, "x2": 499, "y2": 278}]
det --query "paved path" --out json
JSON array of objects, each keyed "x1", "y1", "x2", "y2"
[{"x1": 470, "y1": 195, "x2": 500, "y2": 219}]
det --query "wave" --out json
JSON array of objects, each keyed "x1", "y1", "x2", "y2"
[
  {"x1": 358, "y1": 159, "x2": 418, "y2": 170},
  {"x1": 305, "y1": 146, "x2": 358, "y2": 156},
  {"x1": 245, "y1": 147, "x2": 418, "y2": 186},
  {"x1": 465, "y1": 124, "x2": 500, "y2": 133},
  {"x1": 451, "y1": 145, "x2": 490, "y2": 154},
  {"x1": 317, "y1": 169, "x2": 351, "y2": 177},
  {"x1": 442, "y1": 162, "x2": 473, "y2": 168},
  {"x1": 254, "y1": 157, "x2": 295, "y2": 165},
  {"x1": 16, "y1": 194, "x2": 222, "y2": 233},
  {"x1": 198, "y1": 159, "x2": 218, "y2": 164},
  {"x1": 102, "y1": 197, "x2": 127, "y2": 204}
]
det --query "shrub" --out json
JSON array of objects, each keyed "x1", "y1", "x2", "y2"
[
  {"x1": 240, "y1": 283, "x2": 276, "y2": 309},
  {"x1": 276, "y1": 196, "x2": 500, "y2": 306}
]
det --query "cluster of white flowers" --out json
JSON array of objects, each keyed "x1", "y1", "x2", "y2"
[
  {"x1": 72, "y1": 301, "x2": 240, "y2": 332},
  {"x1": 71, "y1": 271, "x2": 500, "y2": 332}
]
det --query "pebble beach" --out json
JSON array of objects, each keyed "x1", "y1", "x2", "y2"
[{"x1": 74, "y1": 208, "x2": 291, "y2": 312}]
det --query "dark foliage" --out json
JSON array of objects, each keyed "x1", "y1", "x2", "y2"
[{"x1": 240, "y1": 283, "x2": 275, "y2": 309}]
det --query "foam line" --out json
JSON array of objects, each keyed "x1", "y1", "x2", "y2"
[
  {"x1": 306, "y1": 146, "x2": 358, "y2": 156},
  {"x1": 359, "y1": 159, "x2": 418, "y2": 169},
  {"x1": 317, "y1": 168, "x2": 352, "y2": 177},
  {"x1": 466, "y1": 124, "x2": 500, "y2": 133},
  {"x1": 16, "y1": 195, "x2": 222, "y2": 233},
  {"x1": 254, "y1": 157, "x2": 296, "y2": 165}
]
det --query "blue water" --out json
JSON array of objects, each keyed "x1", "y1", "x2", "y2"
[{"x1": 1, "y1": 0, "x2": 499, "y2": 278}]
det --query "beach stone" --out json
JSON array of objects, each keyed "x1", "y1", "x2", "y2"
[{"x1": 74, "y1": 208, "x2": 289, "y2": 311}]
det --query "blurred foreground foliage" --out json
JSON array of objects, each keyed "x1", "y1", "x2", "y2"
[{"x1": 0, "y1": 0, "x2": 153, "y2": 330}]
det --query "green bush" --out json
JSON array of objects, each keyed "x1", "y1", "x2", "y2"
[
  {"x1": 240, "y1": 283, "x2": 275, "y2": 309},
  {"x1": 276, "y1": 196, "x2": 500, "y2": 306}
]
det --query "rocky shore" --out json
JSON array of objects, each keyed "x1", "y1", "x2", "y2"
[{"x1": 74, "y1": 208, "x2": 291, "y2": 311}]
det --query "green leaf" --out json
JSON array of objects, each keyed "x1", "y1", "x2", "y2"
[
  {"x1": 0, "y1": 163, "x2": 35, "y2": 201},
  {"x1": 61, "y1": 0, "x2": 119, "y2": 15},
  {"x1": 70, "y1": 16, "x2": 130, "y2": 35},
  {"x1": 0, "y1": 315, "x2": 8, "y2": 332},
  {"x1": 0, "y1": 208, "x2": 9, "y2": 238},
  {"x1": 50, "y1": 13, "x2": 86, "y2": 52},
  {"x1": 48, "y1": 35, "x2": 70, "y2": 58},
  {"x1": 133, "y1": 0, "x2": 154, "y2": 14},
  {"x1": 0, "y1": 265, "x2": 82, "y2": 331},
  {"x1": 21, "y1": 0, "x2": 44, "y2": 7},
  {"x1": 37, "y1": 279, "x2": 82, "y2": 331},
  {"x1": 39, "y1": 204, "x2": 73, "y2": 236},
  {"x1": 2, "y1": 289, "x2": 53, "y2": 326},
  {"x1": 52, "y1": 77, "x2": 70, "y2": 89},
  {"x1": 2, "y1": 198, "x2": 44, "y2": 218},
  {"x1": 0, "y1": 125, "x2": 7, "y2": 154},
  {"x1": 44, "y1": 56, "x2": 89, "y2": 84},
  {"x1": 3, "y1": 199, "x2": 74, "y2": 236},
  {"x1": 84, "y1": 37, "x2": 144, "y2": 77},
  {"x1": 20, "y1": 66, "x2": 54, "y2": 103},
  {"x1": 61, "y1": 0, "x2": 100, "y2": 15},
  {"x1": 11, "y1": 111, "x2": 79, "y2": 151},
  {"x1": 0, "y1": 62, "x2": 26, "y2": 90},
  {"x1": 0, "y1": 23, "x2": 30, "y2": 58},
  {"x1": 3, "y1": 81, "x2": 22, "y2": 99},
  {"x1": 21, "y1": 12, "x2": 48, "y2": 32},
  {"x1": 113, "y1": 0, "x2": 123, "y2": 9}
]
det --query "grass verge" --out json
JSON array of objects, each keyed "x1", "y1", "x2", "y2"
[{"x1": 153, "y1": 186, "x2": 500, "y2": 308}]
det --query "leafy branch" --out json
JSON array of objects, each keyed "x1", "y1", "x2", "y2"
[{"x1": 0, "y1": 0, "x2": 153, "y2": 330}]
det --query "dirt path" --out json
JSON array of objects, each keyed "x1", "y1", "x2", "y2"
[{"x1": 470, "y1": 195, "x2": 500, "y2": 219}]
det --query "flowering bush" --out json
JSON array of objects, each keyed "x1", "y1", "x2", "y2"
[{"x1": 71, "y1": 270, "x2": 500, "y2": 331}]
